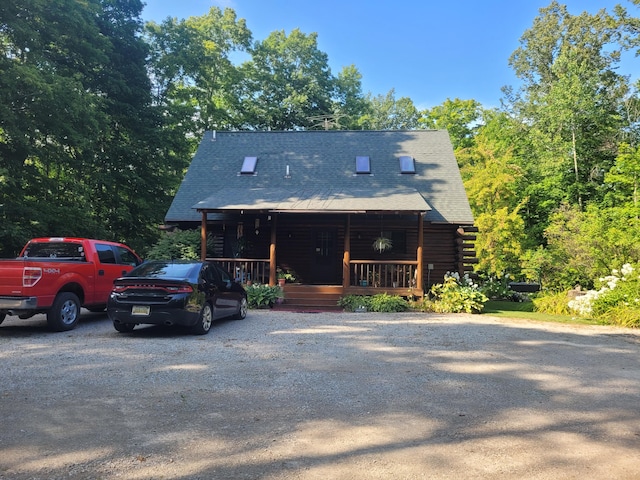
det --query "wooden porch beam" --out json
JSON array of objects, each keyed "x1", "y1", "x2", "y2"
[
  {"x1": 269, "y1": 213, "x2": 277, "y2": 286},
  {"x1": 200, "y1": 210, "x2": 207, "y2": 261},
  {"x1": 343, "y1": 214, "x2": 351, "y2": 289},
  {"x1": 416, "y1": 213, "x2": 424, "y2": 291}
]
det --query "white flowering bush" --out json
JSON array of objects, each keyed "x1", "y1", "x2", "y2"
[
  {"x1": 425, "y1": 271, "x2": 488, "y2": 314},
  {"x1": 568, "y1": 263, "x2": 640, "y2": 326}
]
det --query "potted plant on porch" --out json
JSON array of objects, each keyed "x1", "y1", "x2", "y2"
[{"x1": 276, "y1": 267, "x2": 296, "y2": 287}]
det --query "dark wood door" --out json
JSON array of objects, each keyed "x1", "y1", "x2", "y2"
[{"x1": 311, "y1": 229, "x2": 338, "y2": 284}]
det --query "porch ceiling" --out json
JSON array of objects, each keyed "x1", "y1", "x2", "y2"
[{"x1": 193, "y1": 187, "x2": 431, "y2": 213}]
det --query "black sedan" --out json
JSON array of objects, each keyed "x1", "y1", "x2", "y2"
[{"x1": 107, "y1": 260, "x2": 248, "y2": 335}]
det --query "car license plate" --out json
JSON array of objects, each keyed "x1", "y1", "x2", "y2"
[{"x1": 131, "y1": 305, "x2": 150, "y2": 316}]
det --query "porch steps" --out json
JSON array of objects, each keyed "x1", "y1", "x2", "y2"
[{"x1": 275, "y1": 284, "x2": 344, "y2": 311}]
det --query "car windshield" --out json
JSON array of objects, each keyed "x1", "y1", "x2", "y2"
[{"x1": 129, "y1": 262, "x2": 201, "y2": 280}]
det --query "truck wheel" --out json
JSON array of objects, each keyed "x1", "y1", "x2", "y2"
[
  {"x1": 0, "y1": 313, "x2": 5, "y2": 325},
  {"x1": 191, "y1": 303, "x2": 213, "y2": 335},
  {"x1": 47, "y1": 292, "x2": 81, "y2": 332}
]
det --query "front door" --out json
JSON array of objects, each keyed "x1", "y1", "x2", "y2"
[{"x1": 311, "y1": 229, "x2": 338, "y2": 284}]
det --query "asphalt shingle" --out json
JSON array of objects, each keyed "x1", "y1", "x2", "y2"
[{"x1": 165, "y1": 130, "x2": 474, "y2": 224}]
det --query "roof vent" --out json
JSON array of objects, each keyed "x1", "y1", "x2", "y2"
[{"x1": 240, "y1": 156, "x2": 258, "y2": 175}]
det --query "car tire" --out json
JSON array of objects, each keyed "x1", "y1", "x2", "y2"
[
  {"x1": 233, "y1": 297, "x2": 248, "y2": 320},
  {"x1": 191, "y1": 303, "x2": 213, "y2": 335},
  {"x1": 113, "y1": 322, "x2": 135, "y2": 333},
  {"x1": 47, "y1": 292, "x2": 81, "y2": 332}
]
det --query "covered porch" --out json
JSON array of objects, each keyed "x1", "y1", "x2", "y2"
[
  {"x1": 194, "y1": 187, "x2": 434, "y2": 303},
  {"x1": 197, "y1": 211, "x2": 427, "y2": 298}
]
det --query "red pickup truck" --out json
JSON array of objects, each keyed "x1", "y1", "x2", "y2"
[{"x1": 0, "y1": 237, "x2": 141, "y2": 331}]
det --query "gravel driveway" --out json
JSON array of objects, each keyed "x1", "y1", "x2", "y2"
[{"x1": 1, "y1": 309, "x2": 640, "y2": 479}]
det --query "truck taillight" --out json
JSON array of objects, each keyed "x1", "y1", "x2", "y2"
[{"x1": 23, "y1": 267, "x2": 42, "y2": 287}]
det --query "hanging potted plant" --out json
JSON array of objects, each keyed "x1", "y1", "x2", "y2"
[{"x1": 372, "y1": 236, "x2": 392, "y2": 253}]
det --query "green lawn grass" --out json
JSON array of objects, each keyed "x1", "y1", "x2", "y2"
[{"x1": 483, "y1": 300, "x2": 602, "y2": 326}]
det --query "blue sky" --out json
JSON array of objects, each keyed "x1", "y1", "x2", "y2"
[{"x1": 141, "y1": 1, "x2": 640, "y2": 109}]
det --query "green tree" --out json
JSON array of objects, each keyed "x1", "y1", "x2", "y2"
[
  {"x1": 461, "y1": 111, "x2": 527, "y2": 277},
  {"x1": 474, "y1": 207, "x2": 526, "y2": 277},
  {"x1": 330, "y1": 65, "x2": 370, "y2": 130},
  {"x1": 0, "y1": 0, "x2": 177, "y2": 256},
  {"x1": 604, "y1": 142, "x2": 640, "y2": 209},
  {"x1": 145, "y1": 7, "x2": 252, "y2": 134},
  {"x1": 505, "y1": 1, "x2": 627, "y2": 248},
  {"x1": 537, "y1": 201, "x2": 640, "y2": 290},
  {"x1": 357, "y1": 89, "x2": 420, "y2": 130},
  {"x1": 0, "y1": 0, "x2": 109, "y2": 254},
  {"x1": 240, "y1": 29, "x2": 334, "y2": 130},
  {"x1": 420, "y1": 98, "x2": 482, "y2": 149}
]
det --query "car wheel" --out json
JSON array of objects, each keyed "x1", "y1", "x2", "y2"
[
  {"x1": 47, "y1": 292, "x2": 81, "y2": 332},
  {"x1": 113, "y1": 322, "x2": 135, "y2": 333},
  {"x1": 233, "y1": 297, "x2": 248, "y2": 320},
  {"x1": 191, "y1": 303, "x2": 213, "y2": 335}
]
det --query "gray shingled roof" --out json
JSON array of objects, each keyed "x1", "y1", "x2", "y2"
[{"x1": 165, "y1": 130, "x2": 474, "y2": 224}]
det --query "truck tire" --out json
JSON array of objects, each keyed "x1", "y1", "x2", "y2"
[
  {"x1": 0, "y1": 313, "x2": 5, "y2": 325},
  {"x1": 47, "y1": 292, "x2": 81, "y2": 332}
]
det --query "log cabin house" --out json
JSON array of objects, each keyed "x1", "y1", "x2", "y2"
[{"x1": 164, "y1": 130, "x2": 477, "y2": 309}]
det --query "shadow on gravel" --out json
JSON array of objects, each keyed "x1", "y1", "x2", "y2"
[
  {"x1": 1, "y1": 312, "x2": 640, "y2": 479},
  {"x1": 0, "y1": 310, "x2": 109, "y2": 337}
]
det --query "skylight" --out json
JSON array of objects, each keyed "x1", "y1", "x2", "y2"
[
  {"x1": 355, "y1": 156, "x2": 370, "y2": 174},
  {"x1": 240, "y1": 156, "x2": 258, "y2": 174},
  {"x1": 399, "y1": 156, "x2": 415, "y2": 174}
]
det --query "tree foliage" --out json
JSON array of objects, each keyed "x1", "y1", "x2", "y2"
[
  {"x1": 358, "y1": 89, "x2": 420, "y2": 130},
  {"x1": 239, "y1": 29, "x2": 334, "y2": 130},
  {"x1": 0, "y1": 0, "x2": 181, "y2": 256},
  {"x1": 145, "y1": 7, "x2": 252, "y2": 133},
  {"x1": 4, "y1": 0, "x2": 640, "y2": 295},
  {"x1": 420, "y1": 98, "x2": 482, "y2": 149}
]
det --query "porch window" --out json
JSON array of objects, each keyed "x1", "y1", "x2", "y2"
[
  {"x1": 355, "y1": 156, "x2": 370, "y2": 174},
  {"x1": 240, "y1": 156, "x2": 258, "y2": 175},
  {"x1": 399, "y1": 156, "x2": 415, "y2": 174},
  {"x1": 391, "y1": 230, "x2": 407, "y2": 254}
]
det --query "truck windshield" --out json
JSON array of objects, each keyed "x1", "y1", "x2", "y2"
[{"x1": 23, "y1": 242, "x2": 86, "y2": 260}]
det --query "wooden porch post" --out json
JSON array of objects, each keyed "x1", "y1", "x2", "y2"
[
  {"x1": 343, "y1": 214, "x2": 351, "y2": 289},
  {"x1": 416, "y1": 213, "x2": 424, "y2": 291},
  {"x1": 269, "y1": 213, "x2": 277, "y2": 286},
  {"x1": 200, "y1": 210, "x2": 207, "y2": 261}
]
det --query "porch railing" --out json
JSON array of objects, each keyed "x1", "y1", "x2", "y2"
[
  {"x1": 207, "y1": 257, "x2": 419, "y2": 291},
  {"x1": 208, "y1": 257, "x2": 270, "y2": 284},
  {"x1": 350, "y1": 260, "x2": 418, "y2": 289}
]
